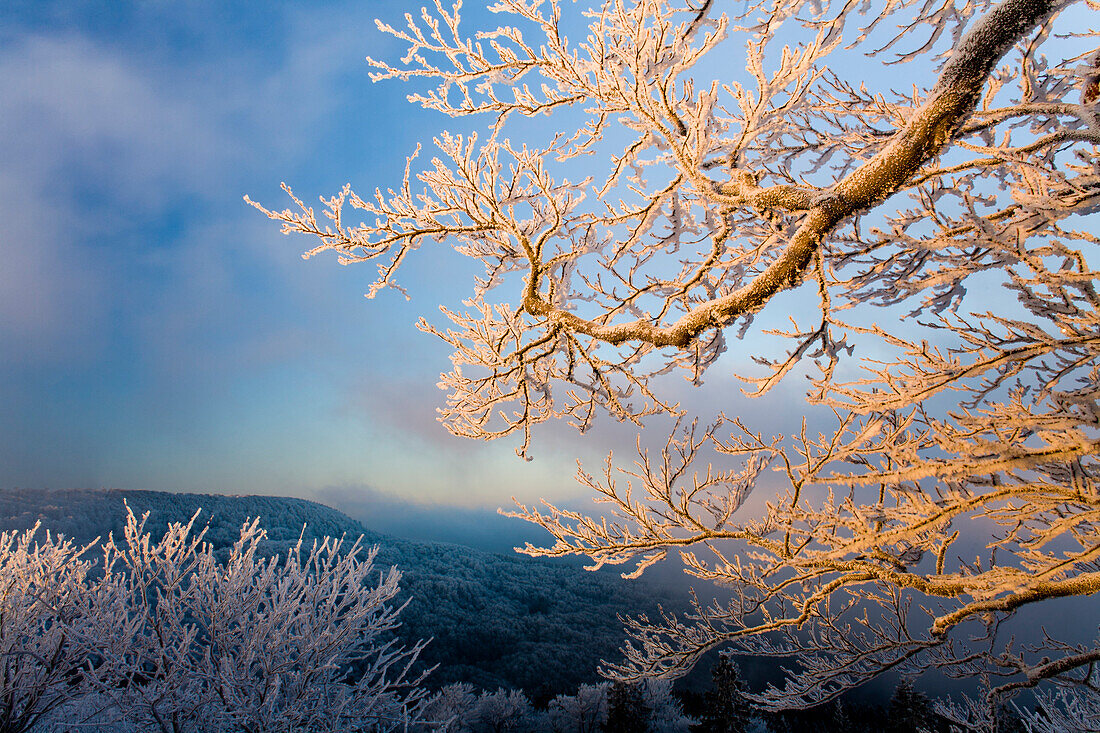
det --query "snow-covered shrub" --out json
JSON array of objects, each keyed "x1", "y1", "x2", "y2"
[
  {"x1": 639, "y1": 678, "x2": 694, "y2": 733},
  {"x1": 421, "y1": 682, "x2": 480, "y2": 732},
  {"x1": 471, "y1": 688, "x2": 533, "y2": 732},
  {"x1": 87, "y1": 506, "x2": 428, "y2": 732},
  {"x1": 2, "y1": 507, "x2": 427, "y2": 733},
  {"x1": 1021, "y1": 684, "x2": 1100, "y2": 733},
  {"x1": 547, "y1": 682, "x2": 609, "y2": 733},
  {"x1": 0, "y1": 525, "x2": 116, "y2": 733},
  {"x1": 33, "y1": 692, "x2": 138, "y2": 733}
]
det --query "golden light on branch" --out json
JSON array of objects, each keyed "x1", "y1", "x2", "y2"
[{"x1": 253, "y1": 0, "x2": 1100, "y2": 725}]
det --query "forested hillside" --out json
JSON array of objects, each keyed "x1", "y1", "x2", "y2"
[{"x1": 0, "y1": 488, "x2": 677, "y2": 699}]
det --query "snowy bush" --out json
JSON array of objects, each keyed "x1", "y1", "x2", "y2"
[
  {"x1": 639, "y1": 679, "x2": 694, "y2": 733},
  {"x1": 0, "y1": 525, "x2": 114, "y2": 733},
  {"x1": 470, "y1": 687, "x2": 534, "y2": 732},
  {"x1": 421, "y1": 682, "x2": 480, "y2": 732},
  {"x1": 1, "y1": 507, "x2": 427, "y2": 733},
  {"x1": 547, "y1": 682, "x2": 609, "y2": 733}
]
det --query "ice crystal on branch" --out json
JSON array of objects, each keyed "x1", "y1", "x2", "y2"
[{"x1": 252, "y1": 0, "x2": 1100, "y2": 723}]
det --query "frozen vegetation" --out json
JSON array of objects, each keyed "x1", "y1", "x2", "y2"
[
  {"x1": 0, "y1": 488, "x2": 704, "y2": 732},
  {"x1": 250, "y1": 0, "x2": 1100, "y2": 726},
  {"x1": 5, "y1": 0, "x2": 1099, "y2": 726},
  {"x1": 0, "y1": 488, "x2": 1060, "y2": 731},
  {"x1": 0, "y1": 498, "x2": 425, "y2": 732},
  {"x1": 0, "y1": 488, "x2": 678, "y2": 700}
]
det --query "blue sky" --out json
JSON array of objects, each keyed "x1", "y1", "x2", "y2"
[
  {"x1": 2, "y1": 0, "x2": 737, "y2": 517},
  {"x1": 0, "y1": 0, "x2": 1013, "y2": 520},
  {"x1": 6, "y1": 0, "x2": 1064, "y2": 522}
]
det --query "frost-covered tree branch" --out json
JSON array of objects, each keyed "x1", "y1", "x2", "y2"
[
  {"x1": 0, "y1": 525, "x2": 114, "y2": 733},
  {"x1": 507, "y1": 414, "x2": 1100, "y2": 715},
  {"x1": 253, "y1": 0, "x2": 1100, "y2": 723}
]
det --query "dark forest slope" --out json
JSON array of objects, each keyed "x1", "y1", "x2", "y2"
[{"x1": 0, "y1": 488, "x2": 676, "y2": 700}]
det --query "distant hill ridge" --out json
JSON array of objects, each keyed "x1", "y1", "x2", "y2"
[
  {"x1": 0, "y1": 488, "x2": 368, "y2": 549},
  {"x1": 0, "y1": 488, "x2": 677, "y2": 701}
]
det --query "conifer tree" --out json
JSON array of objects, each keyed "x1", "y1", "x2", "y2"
[
  {"x1": 886, "y1": 680, "x2": 934, "y2": 733},
  {"x1": 604, "y1": 681, "x2": 650, "y2": 733},
  {"x1": 698, "y1": 656, "x2": 753, "y2": 733}
]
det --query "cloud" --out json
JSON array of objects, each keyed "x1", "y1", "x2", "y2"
[
  {"x1": 0, "y1": 171, "x2": 104, "y2": 364},
  {"x1": 0, "y1": 4, "x2": 384, "y2": 365},
  {"x1": 0, "y1": 1, "x2": 802, "y2": 514},
  {"x1": 0, "y1": 35, "x2": 233, "y2": 204},
  {"x1": 316, "y1": 482, "x2": 560, "y2": 554},
  {"x1": 0, "y1": 34, "x2": 232, "y2": 363}
]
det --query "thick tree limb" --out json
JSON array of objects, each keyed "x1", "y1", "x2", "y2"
[{"x1": 522, "y1": 0, "x2": 1072, "y2": 349}]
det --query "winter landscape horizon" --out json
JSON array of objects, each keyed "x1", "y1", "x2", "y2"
[{"x1": 3, "y1": 0, "x2": 1099, "y2": 730}]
